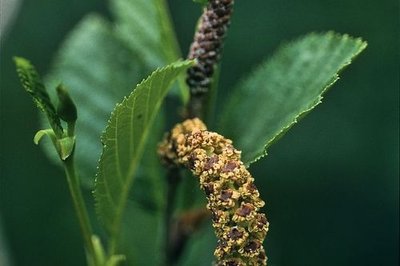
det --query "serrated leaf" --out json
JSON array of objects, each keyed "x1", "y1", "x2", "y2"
[
  {"x1": 117, "y1": 203, "x2": 164, "y2": 265},
  {"x1": 111, "y1": 0, "x2": 165, "y2": 69},
  {"x1": 94, "y1": 60, "x2": 193, "y2": 251},
  {"x1": 129, "y1": 114, "x2": 166, "y2": 212},
  {"x1": 44, "y1": 15, "x2": 149, "y2": 186},
  {"x1": 42, "y1": 8, "x2": 187, "y2": 264},
  {"x1": 14, "y1": 57, "x2": 63, "y2": 137},
  {"x1": 218, "y1": 32, "x2": 367, "y2": 165},
  {"x1": 111, "y1": 0, "x2": 188, "y2": 101},
  {"x1": 112, "y1": 117, "x2": 166, "y2": 265},
  {"x1": 110, "y1": 0, "x2": 183, "y2": 67},
  {"x1": 44, "y1": 0, "x2": 187, "y2": 185}
]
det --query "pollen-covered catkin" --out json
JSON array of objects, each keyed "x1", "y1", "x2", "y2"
[{"x1": 159, "y1": 118, "x2": 269, "y2": 266}]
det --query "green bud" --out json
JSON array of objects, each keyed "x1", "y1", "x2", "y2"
[{"x1": 56, "y1": 84, "x2": 77, "y2": 123}]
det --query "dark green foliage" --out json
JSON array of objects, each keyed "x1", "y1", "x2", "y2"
[
  {"x1": 94, "y1": 61, "x2": 193, "y2": 262},
  {"x1": 43, "y1": 14, "x2": 153, "y2": 186},
  {"x1": 3, "y1": 1, "x2": 397, "y2": 266},
  {"x1": 219, "y1": 32, "x2": 367, "y2": 165},
  {"x1": 43, "y1": 0, "x2": 187, "y2": 186}
]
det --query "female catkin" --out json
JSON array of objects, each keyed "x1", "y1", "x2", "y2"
[{"x1": 186, "y1": 0, "x2": 234, "y2": 117}]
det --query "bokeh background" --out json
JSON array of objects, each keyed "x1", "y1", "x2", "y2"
[{"x1": 0, "y1": 0, "x2": 398, "y2": 265}]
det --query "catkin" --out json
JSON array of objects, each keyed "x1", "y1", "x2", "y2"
[
  {"x1": 186, "y1": 0, "x2": 234, "y2": 117},
  {"x1": 159, "y1": 118, "x2": 268, "y2": 266}
]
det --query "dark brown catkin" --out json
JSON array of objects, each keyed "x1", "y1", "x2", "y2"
[{"x1": 186, "y1": 0, "x2": 234, "y2": 117}]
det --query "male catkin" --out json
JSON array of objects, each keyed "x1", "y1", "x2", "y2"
[{"x1": 159, "y1": 118, "x2": 268, "y2": 266}]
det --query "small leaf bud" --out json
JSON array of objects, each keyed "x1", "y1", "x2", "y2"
[{"x1": 56, "y1": 84, "x2": 78, "y2": 124}]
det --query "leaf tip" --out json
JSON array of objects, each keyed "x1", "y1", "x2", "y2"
[
  {"x1": 33, "y1": 132, "x2": 44, "y2": 145},
  {"x1": 33, "y1": 129, "x2": 56, "y2": 145},
  {"x1": 13, "y1": 56, "x2": 28, "y2": 66}
]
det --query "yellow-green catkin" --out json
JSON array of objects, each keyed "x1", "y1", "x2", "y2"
[{"x1": 159, "y1": 118, "x2": 269, "y2": 266}]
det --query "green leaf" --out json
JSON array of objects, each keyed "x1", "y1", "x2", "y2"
[
  {"x1": 34, "y1": 129, "x2": 75, "y2": 160},
  {"x1": 111, "y1": 0, "x2": 164, "y2": 69},
  {"x1": 89, "y1": 235, "x2": 125, "y2": 266},
  {"x1": 44, "y1": 14, "x2": 149, "y2": 186},
  {"x1": 57, "y1": 136, "x2": 76, "y2": 160},
  {"x1": 178, "y1": 223, "x2": 215, "y2": 266},
  {"x1": 218, "y1": 32, "x2": 367, "y2": 165},
  {"x1": 114, "y1": 115, "x2": 166, "y2": 265},
  {"x1": 111, "y1": 0, "x2": 182, "y2": 68},
  {"x1": 111, "y1": 0, "x2": 188, "y2": 101},
  {"x1": 42, "y1": 9, "x2": 186, "y2": 263},
  {"x1": 94, "y1": 60, "x2": 193, "y2": 252},
  {"x1": 117, "y1": 203, "x2": 164, "y2": 265},
  {"x1": 44, "y1": 0, "x2": 187, "y2": 185},
  {"x1": 34, "y1": 129, "x2": 57, "y2": 146},
  {"x1": 14, "y1": 57, "x2": 63, "y2": 137},
  {"x1": 129, "y1": 114, "x2": 166, "y2": 212}
]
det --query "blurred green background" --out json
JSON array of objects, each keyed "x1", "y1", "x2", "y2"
[{"x1": 0, "y1": 0, "x2": 398, "y2": 265}]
